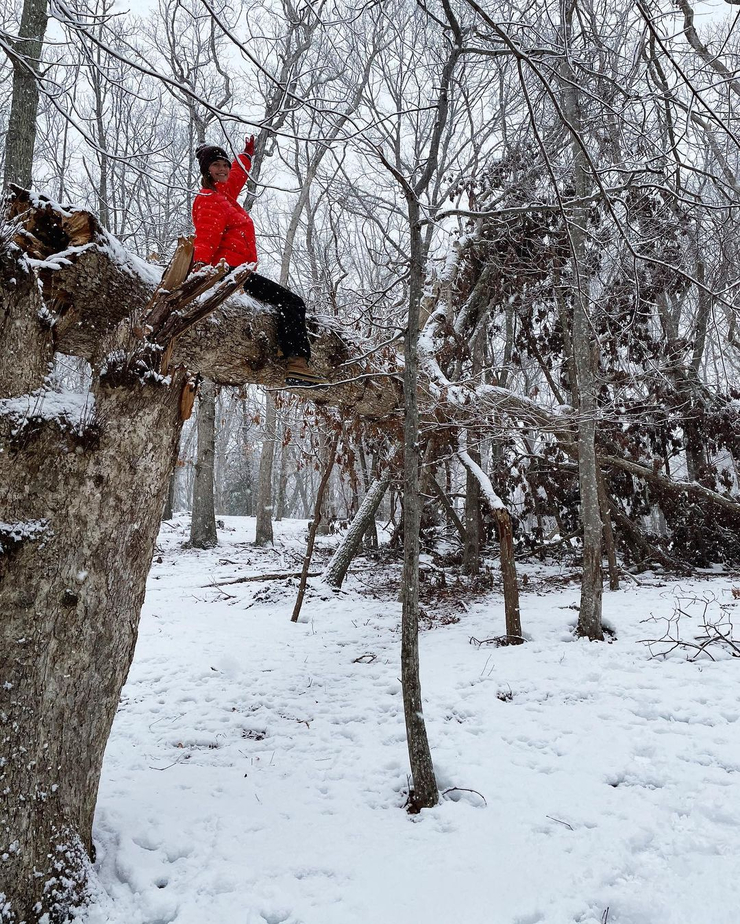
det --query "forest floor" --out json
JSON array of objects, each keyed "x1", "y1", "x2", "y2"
[{"x1": 82, "y1": 517, "x2": 740, "y2": 924}]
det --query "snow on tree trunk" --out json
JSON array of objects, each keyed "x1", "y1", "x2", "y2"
[
  {"x1": 322, "y1": 472, "x2": 391, "y2": 589},
  {"x1": 457, "y1": 437, "x2": 522, "y2": 642},
  {"x1": 0, "y1": 190, "x2": 400, "y2": 919},
  {"x1": 190, "y1": 378, "x2": 218, "y2": 549},
  {"x1": 1, "y1": 273, "x2": 183, "y2": 920}
]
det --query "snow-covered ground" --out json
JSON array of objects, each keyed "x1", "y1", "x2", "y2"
[{"x1": 84, "y1": 517, "x2": 740, "y2": 924}]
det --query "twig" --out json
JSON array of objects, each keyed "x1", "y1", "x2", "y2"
[
  {"x1": 546, "y1": 814, "x2": 574, "y2": 831},
  {"x1": 442, "y1": 786, "x2": 488, "y2": 806}
]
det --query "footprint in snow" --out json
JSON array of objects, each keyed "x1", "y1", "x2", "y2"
[{"x1": 247, "y1": 909, "x2": 300, "y2": 924}]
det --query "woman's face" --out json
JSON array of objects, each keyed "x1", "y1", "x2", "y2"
[{"x1": 209, "y1": 158, "x2": 231, "y2": 184}]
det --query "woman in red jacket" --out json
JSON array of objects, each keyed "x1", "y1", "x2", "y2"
[{"x1": 192, "y1": 137, "x2": 321, "y2": 385}]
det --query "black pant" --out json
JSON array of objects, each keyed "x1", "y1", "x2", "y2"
[{"x1": 241, "y1": 272, "x2": 311, "y2": 360}]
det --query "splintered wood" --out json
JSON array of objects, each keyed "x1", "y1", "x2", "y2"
[
  {"x1": 139, "y1": 238, "x2": 254, "y2": 375},
  {"x1": 6, "y1": 185, "x2": 96, "y2": 259}
]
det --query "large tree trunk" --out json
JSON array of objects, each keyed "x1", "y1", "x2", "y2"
[
  {"x1": 0, "y1": 268, "x2": 184, "y2": 920},
  {"x1": 0, "y1": 191, "x2": 399, "y2": 919},
  {"x1": 322, "y1": 472, "x2": 392, "y2": 589},
  {"x1": 3, "y1": 0, "x2": 49, "y2": 188},
  {"x1": 190, "y1": 379, "x2": 218, "y2": 548}
]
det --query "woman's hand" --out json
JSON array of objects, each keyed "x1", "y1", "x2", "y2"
[{"x1": 244, "y1": 134, "x2": 255, "y2": 158}]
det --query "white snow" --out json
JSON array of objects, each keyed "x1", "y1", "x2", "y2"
[
  {"x1": 0, "y1": 520, "x2": 49, "y2": 553},
  {"x1": 0, "y1": 389, "x2": 95, "y2": 434},
  {"x1": 457, "y1": 431, "x2": 506, "y2": 511},
  {"x1": 82, "y1": 517, "x2": 740, "y2": 924}
]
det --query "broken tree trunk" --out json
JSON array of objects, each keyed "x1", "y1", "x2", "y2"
[
  {"x1": 457, "y1": 435, "x2": 523, "y2": 644},
  {"x1": 322, "y1": 471, "x2": 392, "y2": 589},
  {"x1": 0, "y1": 189, "x2": 401, "y2": 922}
]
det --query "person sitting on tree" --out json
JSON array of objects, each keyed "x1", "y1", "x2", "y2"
[{"x1": 192, "y1": 135, "x2": 323, "y2": 386}]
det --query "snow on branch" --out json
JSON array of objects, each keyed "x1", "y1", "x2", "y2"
[{"x1": 456, "y1": 432, "x2": 505, "y2": 512}]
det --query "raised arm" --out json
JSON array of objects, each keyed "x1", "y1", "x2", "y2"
[{"x1": 225, "y1": 135, "x2": 255, "y2": 200}]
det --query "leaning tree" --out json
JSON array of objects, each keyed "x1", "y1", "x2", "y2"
[{"x1": 0, "y1": 188, "x2": 397, "y2": 921}]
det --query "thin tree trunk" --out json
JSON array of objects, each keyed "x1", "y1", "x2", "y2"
[
  {"x1": 3, "y1": 0, "x2": 49, "y2": 188},
  {"x1": 357, "y1": 440, "x2": 379, "y2": 548},
  {"x1": 462, "y1": 447, "x2": 482, "y2": 575},
  {"x1": 275, "y1": 416, "x2": 288, "y2": 521},
  {"x1": 401, "y1": 195, "x2": 438, "y2": 810},
  {"x1": 190, "y1": 379, "x2": 218, "y2": 548},
  {"x1": 427, "y1": 473, "x2": 468, "y2": 545},
  {"x1": 254, "y1": 394, "x2": 277, "y2": 544},
  {"x1": 291, "y1": 429, "x2": 341, "y2": 622},
  {"x1": 559, "y1": 2, "x2": 603, "y2": 639},
  {"x1": 315, "y1": 431, "x2": 332, "y2": 536},
  {"x1": 597, "y1": 468, "x2": 619, "y2": 591},
  {"x1": 162, "y1": 469, "x2": 177, "y2": 521},
  {"x1": 463, "y1": 335, "x2": 484, "y2": 574},
  {"x1": 322, "y1": 472, "x2": 391, "y2": 589}
]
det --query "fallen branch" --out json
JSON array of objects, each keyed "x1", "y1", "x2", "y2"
[{"x1": 205, "y1": 571, "x2": 321, "y2": 587}]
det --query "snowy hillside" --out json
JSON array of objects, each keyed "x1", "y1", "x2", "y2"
[{"x1": 84, "y1": 518, "x2": 740, "y2": 924}]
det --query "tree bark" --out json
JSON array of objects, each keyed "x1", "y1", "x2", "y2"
[
  {"x1": 275, "y1": 417, "x2": 289, "y2": 521},
  {"x1": 457, "y1": 439, "x2": 522, "y2": 642},
  {"x1": 162, "y1": 467, "x2": 177, "y2": 521},
  {"x1": 0, "y1": 192, "x2": 401, "y2": 918},
  {"x1": 322, "y1": 472, "x2": 392, "y2": 589},
  {"x1": 462, "y1": 446, "x2": 482, "y2": 575},
  {"x1": 255, "y1": 394, "x2": 278, "y2": 544},
  {"x1": 400, "y1": 195, "x2": 438, "y2": 811},
  {"x1": 291, "y1": 429, "x2": 341, "y2": 622},
  {"x1": 3, "y1": 0, "x2": 49, "y2": 188},
  {"x1": 427, "y1": 473, "x2": 467, "y2": 545},
  {"x1": 1, "y1": 269, "x2": 183, "y2": 920},
  {"x1": 559, "y1": 2, "x2": 604, "y2": 640},
  {"x1": 190, "y1": 379, "x2": 218, "y2": 548},
  {"x1": 597, "y1": 468, "x2": 619, "y2": 591}
]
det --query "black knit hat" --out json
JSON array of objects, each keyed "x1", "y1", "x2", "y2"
[{"x1": 195, "y1": 144, "x2": 230, "y2": 174}]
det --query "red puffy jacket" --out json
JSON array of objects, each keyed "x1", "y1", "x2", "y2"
[{"x1": 192, "y1": 153, "x2": 257, "y2": 267}]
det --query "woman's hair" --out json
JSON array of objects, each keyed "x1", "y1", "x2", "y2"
[{"x1": 195, "y1": 144, "x2": 229, "y2": 190}]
